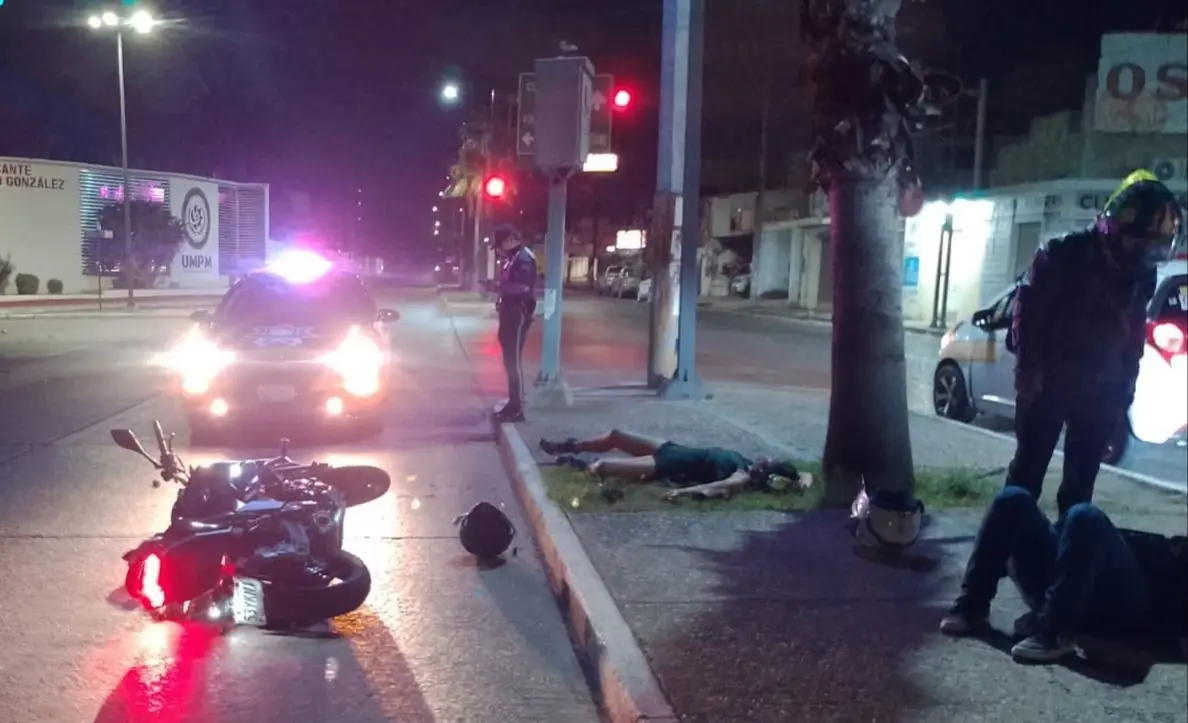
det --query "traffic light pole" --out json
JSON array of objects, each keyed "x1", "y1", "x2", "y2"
[
  {"x1": 537, "y1": 170, "x2": 571, "y2": 392},
  {"x1": 647, "y1": 0, "x2": 705, "y2": 398}
]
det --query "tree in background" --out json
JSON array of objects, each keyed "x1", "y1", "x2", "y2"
[
  {"x1": 801, "y1": 0, "x2": 932, "y2": 513},
  {"x1": 96, "y1": 201, "x2": 185, "y2": 289}
]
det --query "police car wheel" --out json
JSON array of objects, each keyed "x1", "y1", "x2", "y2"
[{"x1": 933, "y1": 363, "x2": 976, "y2": 423}]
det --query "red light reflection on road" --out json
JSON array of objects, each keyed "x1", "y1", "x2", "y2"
[{"x1": 96, "y1": 622, "x2": 219, "y2": 723}]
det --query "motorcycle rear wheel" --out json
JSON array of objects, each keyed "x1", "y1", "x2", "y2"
[{"x1": 260, "y1": 550, "x2": 371, "y2": 626}]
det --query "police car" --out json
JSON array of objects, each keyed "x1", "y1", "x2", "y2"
[
  {"x1": 164, "y1": 250, "x2": 400, "y2": 441},
  {"x1": 933, "y1": 257, "x2": 1188, "y2": 465}
]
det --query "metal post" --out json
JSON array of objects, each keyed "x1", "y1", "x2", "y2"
[
  {"x1": 648, "y1": 0, "x2": 697, "y2": 389},
  {"x1": 938, "y1": 215, "x2": 955, "y2": 326},
  {"x1": 972, "y1": 77, "x2": 988, "y2": 190},
  {"x1": 117, "y1": 29, "x2": 135, "y2": 307},
  {"x1": 662, "y1": 0, "x2": 705, "y2": 399},
  {"x1": 929, "y1": 218, "x2": 947, "y2": 328},
  {"x1": 537, "y1": 172, "x2": 570, "y2": 385}
]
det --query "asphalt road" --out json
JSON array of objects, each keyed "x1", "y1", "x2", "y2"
[
  {"x1": 0, "y1": 292, "x2": 599, "y2": 723},
  {"x1": 489, "y1": 292, "x2": 1187, "y2": 488}
]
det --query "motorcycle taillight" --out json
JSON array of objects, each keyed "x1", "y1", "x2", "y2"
[{"x1": 132, "y1": 553, "x2": 168, "y2": 610}]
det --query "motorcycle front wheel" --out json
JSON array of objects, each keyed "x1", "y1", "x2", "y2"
[{"x1": 260, "y1": 550, "x2": 371, "y2": 626}]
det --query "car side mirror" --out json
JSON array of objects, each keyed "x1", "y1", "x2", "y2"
[
  {"x1": 377, "y1": 308, "x2": 400, "y2": 323},
  {"x1": 190, "y1": 309, "x2": 212, "y2": 323},
  {"x1": 971, "y1": 308, "x2": 994, "y2": 328}
]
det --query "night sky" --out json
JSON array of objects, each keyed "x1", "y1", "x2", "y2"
[{"x1": 0, "y1": 0, "x2": 1179, "y2": 258}]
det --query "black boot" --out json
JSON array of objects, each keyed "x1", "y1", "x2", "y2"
[
  {"x1": 540, "y1": 437, "x2": 579, "y2": 455},
  {"x1": 493, "y1": 404, "x2": 525, "y2": 423}
]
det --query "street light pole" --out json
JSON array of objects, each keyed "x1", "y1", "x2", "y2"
[{"x1": 116, "y1": 27, "x2": 134, "y2": 307}]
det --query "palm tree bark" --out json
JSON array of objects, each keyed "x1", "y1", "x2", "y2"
[{"x1": 802, "y1": 0, "x2": 927, "y2": 507}]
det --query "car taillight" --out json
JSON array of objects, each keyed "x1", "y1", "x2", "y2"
[
  {"x1": 133, "y1": 553, "x2": 168, "y2": 610},
  {"x1": 323, "y1": 326, "x2": 384, "y2": 396},
  {"x1": 1149, "y1": 321, "x2": 1186, "y2": 363}
]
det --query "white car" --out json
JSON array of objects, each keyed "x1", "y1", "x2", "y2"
[
  {"x1": 637, "y1": 277, "x2": 652, "y2": 303},
  {"x1": 933, "y1": 258, "x2": 1187, "y2": 465}
]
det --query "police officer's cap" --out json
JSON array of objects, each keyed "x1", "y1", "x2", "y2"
[{"x1": 492, "y1": 225, "x2": 520, "y2": 246}]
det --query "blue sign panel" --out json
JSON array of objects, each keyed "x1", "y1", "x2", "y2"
[{"x1": 903, "y1": 256, "x2": 920, "y2": 288}]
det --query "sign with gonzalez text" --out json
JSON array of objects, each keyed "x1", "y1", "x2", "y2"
[
  {"x1": 0, "y1": 161, "x2": 68, "y2": 191},
  {"x1": 1093, "y1": 33, "x2": 1187, "y2": 134}
]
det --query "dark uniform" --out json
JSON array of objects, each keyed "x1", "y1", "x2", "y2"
[
  {"x1": 495, "y1": 241, "x2": 538, "y2": 420},
  {"x1": 1007, "y1": 171, "x2": 1182, "y2": 514}
]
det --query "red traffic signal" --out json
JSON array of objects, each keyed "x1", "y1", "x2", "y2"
[
  {"x1": 484, "y1": 175, "x2": 507, "y2": 199},
  {"x1": 612, "y1": 89, "x2": 632, "y2": 110}
]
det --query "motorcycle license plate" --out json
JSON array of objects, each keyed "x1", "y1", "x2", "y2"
[
  {"x1": 231, "y1": 576, "x2": 267, "y2": 626},
  {"x1": 257, "y1": 384, "x2": 296, "y2": 402}
]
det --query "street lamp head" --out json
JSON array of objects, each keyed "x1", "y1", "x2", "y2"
[
  {"x1": 129, "y1": 10, "x2": 157, "y2": 34},
  {"x1": 101, "y1": 11, "x2": 119, "y2": 27},
  {"x1": 440, "y1": 83, "x2": 461, "y2": 103},
  {"x1": 87, "y1": 16, "x2": 103, "y2": 29}
]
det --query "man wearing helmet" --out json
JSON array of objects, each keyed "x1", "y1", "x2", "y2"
[
  {"x1": 539, "y1": 430, "x2": 812, "y2": 501},
  {"x1": 491, "y1": 225, "x2": 538, "y2": 423},
  {"x1": 1005, "y1": 170, "x2": 1182, "y2": 513}
]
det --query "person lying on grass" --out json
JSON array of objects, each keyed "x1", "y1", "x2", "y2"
[{"x1": 539, "y1": 428, "x2": 812, "y2": 501}]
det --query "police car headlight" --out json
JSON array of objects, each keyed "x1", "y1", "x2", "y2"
[
  {"x1": 162, "y1": 328, "x2": 235, "y2": 395},
  {"x1": 323, "y1": 326, "x2": 384, "y2": 397}
]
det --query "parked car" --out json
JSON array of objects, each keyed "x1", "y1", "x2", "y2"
[
  {"x1": 932, "y1": 257, "x2": 1187, "y2": 466},
  {"x1": 597, "y1": 266, "x2": 622, "y2": 296},
  {"x1": 611, "y1": 267, "x2": 643, "y2": 298},
  {"x1": 637, "y1": 277, "x2": 652, "y2": 303}
]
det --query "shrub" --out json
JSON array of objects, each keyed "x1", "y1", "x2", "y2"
[
  {"x1": 47, "y1": 278, "x2": 64, "y2": 294},
  {"x1": 0, "y1": 254, "x2": 13, "y2": 294},
  {"x1": 14, "y1": 273, "x2": 40, "y2": 295}
]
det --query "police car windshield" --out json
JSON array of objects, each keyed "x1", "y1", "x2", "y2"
[{"x1": 221, "y1": 276, "x2": 376, "y2": 326}]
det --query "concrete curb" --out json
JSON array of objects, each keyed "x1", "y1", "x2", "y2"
[
  {"x1": 1, "y1": 309, "x2": 196, "y2": 320},
  {"x1": 702, "y1": 304, "x2": 946, "y2": 338},
  {"x1": 0, "y1": 294, "x2": 223, "y2": 310},
  {"x1": 496, "y1": 423, "x2": 679, "y2": 723}
]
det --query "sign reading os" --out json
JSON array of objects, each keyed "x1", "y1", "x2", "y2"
[{"x1": 1094, "y1": 33, "x2": 1188, "y2": 134}]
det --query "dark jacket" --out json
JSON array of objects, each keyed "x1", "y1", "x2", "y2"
[
  {"x1": 1009, "y1": 230, "x2": 1156, "y2": 398},
  {"x1": 1120, "y1": 530, "x2": 1188, "y2": 637},
  {"x1": 498, "y1": 245, "x2": 538, "y2": 306}
]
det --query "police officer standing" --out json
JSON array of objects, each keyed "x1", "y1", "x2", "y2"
[
  {"x1": 492, "y1": 225, "x2": 538, "y2": 422},
  {"x1": 1007, "y1": 170, "x2": 1183, "y2": 514}
]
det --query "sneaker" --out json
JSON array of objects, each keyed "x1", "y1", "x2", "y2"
[
  {"x1": 1012, "y1": 611, "x2": 1040, "y2": 639},
  {"x1": 1010, "y1": 633, "x2": 1076, "y2": 663},
  {"x1": 493, "y1": 406, "x2": 525, "y2": 423},
  {"x1": 939, "y1": 605, "x2": 989, "y2": 637}
]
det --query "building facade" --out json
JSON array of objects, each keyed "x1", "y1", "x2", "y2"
[
  {"x1": 755, "y1": 178, "x2": 1188, "y2": 327},
  {"x1": 0, "y1": 156, "x2": 269, "y2": 294}
]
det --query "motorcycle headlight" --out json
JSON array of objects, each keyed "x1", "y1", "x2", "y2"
[{"x1": 323, "y1": 326, "x2": 384, "y2": 397}]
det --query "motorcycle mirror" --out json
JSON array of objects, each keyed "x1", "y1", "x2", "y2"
[{"x1": 110, "y1": 429, "x2": 161, "y2": 466}]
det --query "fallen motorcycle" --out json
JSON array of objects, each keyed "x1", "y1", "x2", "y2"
[{"x1": 111, "y1": 420, "x2": 390, "y2": 631}]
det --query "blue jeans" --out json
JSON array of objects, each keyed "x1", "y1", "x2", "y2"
[{"x1": 956, "y1": 486, "x2": 1149, "y2": 636}]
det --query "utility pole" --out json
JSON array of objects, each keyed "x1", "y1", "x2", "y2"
[
  {"x1": 750, "y1": 71, "x2": 771, "y2": 306},
  {"x1": 647, "y1": 0, "x2": 705, "y2": 398},
  {"x1": 972, "y1": 78, "x2": 988, "y2": 190}
]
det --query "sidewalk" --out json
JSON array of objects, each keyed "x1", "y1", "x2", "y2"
[
  {"x1": 498, "y1": 384, "x2": 1188, "y2": 722},
  {"x1": 0, "y1": 287, "x2": 223, "y2": 316}
]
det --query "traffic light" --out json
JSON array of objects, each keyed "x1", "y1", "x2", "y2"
[
  {"x1": 484, "y1": 175, "x2": 507, "y2": 199},
  {"x1": 612, "y1": 89, "x2": 632, "y2": 111}
]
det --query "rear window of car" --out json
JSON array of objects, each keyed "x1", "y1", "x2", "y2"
[
  {"x1": 1154, "y1": 275, "x2": 1187, "y2": 324},
  {"x1": 220, "y1": 275, "x2": 376, "y2": 325}
]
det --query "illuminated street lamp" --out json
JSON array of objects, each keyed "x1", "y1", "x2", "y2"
[
  {"x1": 86, "y1": 8, "x2": 160, "y2": 307},
  {"x1": 440, "y1": 82, "x2": 461, "y2": 104}
]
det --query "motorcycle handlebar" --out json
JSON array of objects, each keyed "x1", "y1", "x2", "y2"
[{"x1": 152, "y1": 421, "x2": 168, "y2": 458}]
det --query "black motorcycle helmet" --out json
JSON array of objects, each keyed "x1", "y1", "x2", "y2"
[
  {"x1": 1096, "y1": 170, "x2": 1184, "y2": 267},
  {"x1": 455, "y1": 501, "x2": 516, "y2": 559}
]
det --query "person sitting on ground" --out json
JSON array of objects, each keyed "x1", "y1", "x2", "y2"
[
  {"x1": 539, "y1": 429, "x2": 811, "y2": 501},
  {"x1": 940, "y1": 485, "x2": 1188, "y2": 664}
]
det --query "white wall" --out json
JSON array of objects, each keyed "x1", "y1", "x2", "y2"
[
  {"x1": 0, "y1": 158, "x2": 83, "y2": 292},
  {"x1": 755, "y1": 225, "x2": 792, "y2": 297}
]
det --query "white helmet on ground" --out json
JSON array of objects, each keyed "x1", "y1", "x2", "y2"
[{"x1": 852, "y1": 486, "x2": 925, "y2": 550}]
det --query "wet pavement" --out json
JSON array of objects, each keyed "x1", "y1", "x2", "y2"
[
  {"x1": 0, "y1": 290, "x2": 599, "y2": 723},
  {"x1": 447, "y1": 292, "x2": 1187, "y2": 489}
]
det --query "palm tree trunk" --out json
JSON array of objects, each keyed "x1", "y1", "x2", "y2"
[
  {"x1": 802, "y1": 0, "x2": 924, "y2": 506},
  {"x1": 821, "y1": 175, "x2": 916, "y2": 506}
]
